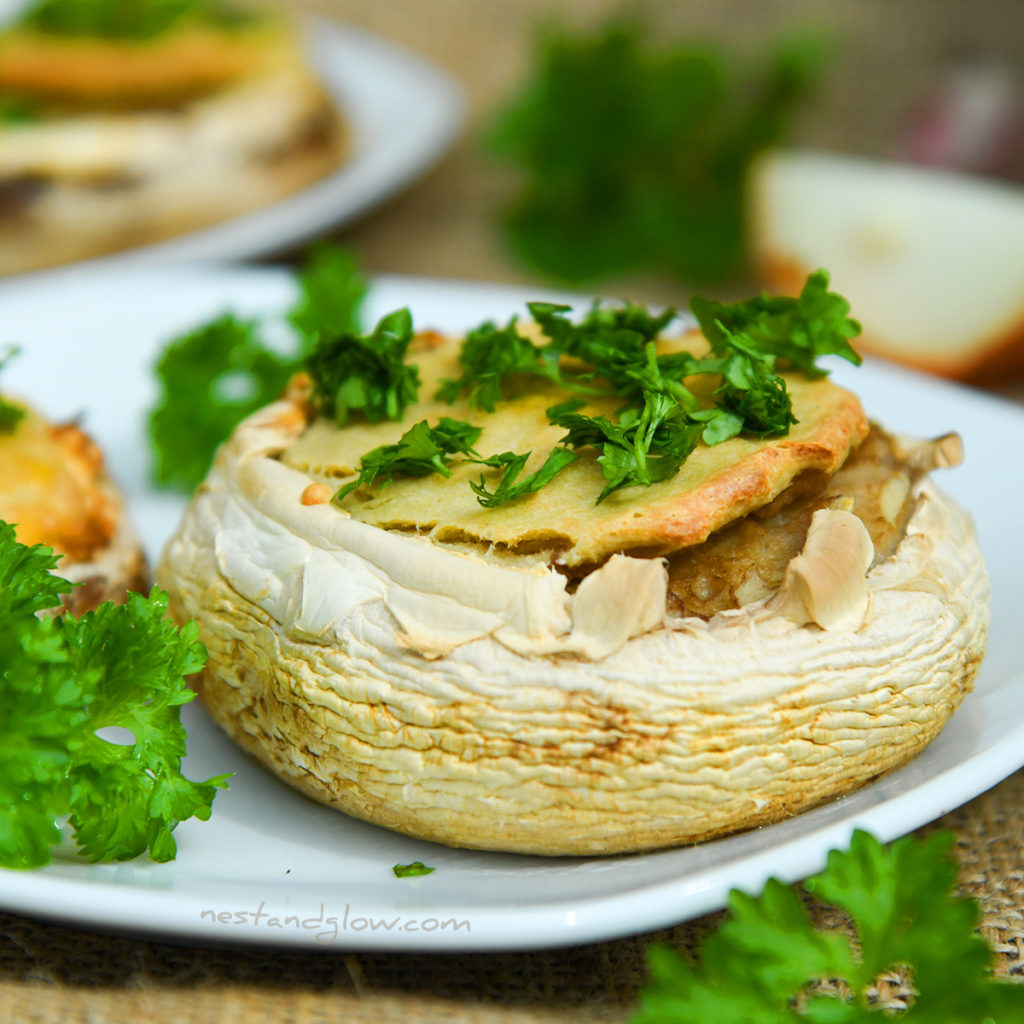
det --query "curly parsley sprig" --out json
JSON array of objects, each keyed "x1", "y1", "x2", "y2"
[
  {"x1": 0, "y1": 523, "x2": 229, "y2": 869},
  {"x1": 633, "y1": 830, "x2": 1024, "y2": 1021},
  {"x1": 488, "y1": 22, "x2": 826, "y2": 284}
]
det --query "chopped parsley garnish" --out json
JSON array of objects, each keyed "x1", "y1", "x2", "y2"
[
  {"x1": 151, "y1": 256, "x2": 860, "y2": 509},
  {"x1": 148, "y1": 244, "x2": 366, "y2": 492},
  {"x1": 632, "y1": 830, "x2": 1024, "y2": 1020},
  {"x1": 0, "y1": 347, "x2": 26, "y2": 432},
  {"x1": 307, "y1": 308, "x2": 421, "y2": 428},
  {"x1": 332, "y1": 418, "x2": 482, "y2": 505},
  {"x1": 469, "y1": 446, "x2": 579, "y2": 508},
  {"x1": 435, "y1": 317, "x2": 564, "y2": 412},
  {"x1": 488, "y1": 22, "x2": 826, "y2": 284},
  {"x1": 427, "y1": 270, "x2": 860, "y2": 505},
  {"x1": 392, "y1": 861, "x2": 434, "y2": 878},
  {"x1": 553, "y1": 395, "x2": 704, "y2": 504},
  {"x1": 14, "y1": 0, "x2": 256, "y2": 40},
  {"x1": 0, "y1": 522, "x2": 229, "y2": 869},
  {"x1": 690, "y1": 269, "x2": 863, "y2": 380}
]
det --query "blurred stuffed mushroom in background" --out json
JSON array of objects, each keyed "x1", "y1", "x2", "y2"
[{"x1": 0, "y1": 0, "x2": 346, "y2": 274}]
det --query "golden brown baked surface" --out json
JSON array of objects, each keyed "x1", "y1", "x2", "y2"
[
  {"x1": 0, "y1": 10, "x2": 294, "y2": 105},
  {"x1": 0, "y1": 406, "x2": 148, "y2": 611},
  {"x1": 282, "y1": 333, "x2": 870, "y2": 567},
  {"x1": 0, "y1": 408, "x2": 116, "y2": 561}
]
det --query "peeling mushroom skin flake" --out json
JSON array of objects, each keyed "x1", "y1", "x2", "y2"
[{"x1": 158, "y1": 367, "x2": 989, "y2": 856}]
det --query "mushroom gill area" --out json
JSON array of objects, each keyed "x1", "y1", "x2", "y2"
[
  {"x1": 661, "y1": 425, "x2": 922, "y2": 619},
  {"x1": 661, "y1": 425, "x2": 963, "y2": 618}
]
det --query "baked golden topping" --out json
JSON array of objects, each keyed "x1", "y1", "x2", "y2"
[
  {"x1": 283, "y1": 332, "x2": 868, "y2": 567},
  {"x1": 0, "y1": 23, "x2": 292, "y2": 106},
  {"x1": 0, "y1": 0, "x2": 276, "y2": 106},
  {"x1": 0, "y1": 407, "x2": 117, "y2": 561}
]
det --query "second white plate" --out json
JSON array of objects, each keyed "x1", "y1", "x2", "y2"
[{"x1": 0, "y1": 5, "x2": 464, "y2": 271}]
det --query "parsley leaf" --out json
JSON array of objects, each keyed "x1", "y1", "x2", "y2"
[
  {"x1": 0, "y1": 523, "x2": 229, "y2": 869},
  {"x1": 148, "y1": 244, "x2": 367, "y2": 492},
  {"x1": 0, "y1": 346, "x2": 26, "y2": 433},
  {"x1": 333, "y1": 418, "x2": 482, "y2": 504},
  {"x1": 435, "y1": 301, "x2": 679, "y2": 414},
  {"x1": 393, "y1": 861, "x2": 434, "y2": 878},
  {"x1": 489, "y1": 22, "x2": 826, "y2": 284},
  {"x1": 149, "y1": 315, "x2": 296, "y2": 491},
  {"x1": 428, "y1": 274, "x2": 858, "y2": 506},
  {"x1": 288, "y1": 243, "x2": 368, "y2": 350},
  {"x1": 689, "y1": 269, "x2": 861, "y2": 436},
  {"x1": 0, "y1": 522, "x2": 69, "y2": 618},
  {"x1": 469, "y1": 446, "x2": 578, "y2": 508},
  {"x1": 15, "y1": 0, "x2": 255, "y2": 39},
  {"x1": 690, "y1": 268, "x2": 863, "y2": 379},
  {"x1": 632, "y1": 830, "x2": 1024, "y2": 1021},
  {"x1": 553, "y1": 394, "x2": 703, "y2": 503},
  {"x1": 435, "y1": 317, "x2": 563, "y2": 412},
  {"x1": 307, "y1": 308, "x2": 421, "y2": 427}
]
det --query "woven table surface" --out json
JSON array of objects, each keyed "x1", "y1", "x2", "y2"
[{"x1": 3, "y1": 0, "x2": 1023, "y2": 1021}]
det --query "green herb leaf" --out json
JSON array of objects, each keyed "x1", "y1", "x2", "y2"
[
  {"x1": 689, "y1": 269, "x2": 863, "y2": 379},
  {"x1": 0, "y1": 346, "x2": 26, "y2": 433},
  {"x1": 148, "y1": 244, "x2": 366, "y2": 492},
  {"x1": 306, "y1": 308, "x2": 421, "y2": 427},
  {"x1": 0, "y1": 521, "x2": 70, "y2": 618},
  {"x1": 553, "y1": 393, "x2": 702, "y2": 503},
  {"x1": 435, "y1": 300, "x2": 675, "y2": 414},
  {"x1": 687, "y1": 270, "x2": 861, "y2": 437},
  {"x1": 148, "y1": 315, "x2": 295, "y2": 491},
  {"x1": 333, "y1": 418, "x2": 482, "y2": 504},
  {"x1": 0, "y1": 523, "x2": 228, "y2": 869},
  {"x1": 469, "y1": 446, "x2": 578, "y2": 507},
  {"x1": 289, "y1": 243, "x2": 368, "y2": 349},
  {"x1": 632, "y1": 830, "x2": 1024, "y2": 1022},
  {"x1": 435, "y1": 317, "x2": 562, "y2": 412},
  {"x1": 489, "y1": 22, "x2": 826, "y2": 284},
  {"x1": 15, "y1": 0, "x2": 256, "y2": 39},
  {"x1": 393, "y1": 861, "x2": 434, "y2": 878}
]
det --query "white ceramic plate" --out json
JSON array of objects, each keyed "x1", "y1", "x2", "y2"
[
  {"x1": 0, "y1": 2, "x2": 464, "y2": 271},
  {"x1": 1, "y1": 265, "x2": 1023, "y2": 952}
]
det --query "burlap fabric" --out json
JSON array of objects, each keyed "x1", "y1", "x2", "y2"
[{"x1": 3, "y1": 0, "x2": 1023, "y2": 1020}]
